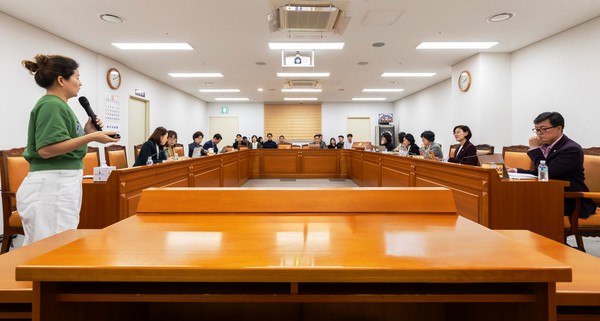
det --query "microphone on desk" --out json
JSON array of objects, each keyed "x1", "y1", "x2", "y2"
[
  {"x1": 459, "y1": 154, "x2": 479, "y2": 164},
  {"x1": 78, "y1": 96, "x2": 120, "y2": 139}
]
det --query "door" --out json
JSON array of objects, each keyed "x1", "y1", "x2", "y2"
[
  {"x1": 209, "y1": 116, "x2": 239, "y2": 150},
  {"x1": 128, "y1": 97, "x2": 149, "y2": 166},
  {"x1": 346, "y1": 117, "x2": 371, "y2": 143}
]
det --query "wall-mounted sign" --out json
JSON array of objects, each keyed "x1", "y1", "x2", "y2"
[
  {"x1": 221, "y1": 106, "x2": 229, "y2": 114},
  {"x1": 134, "y1": 89, "x2": 146, "y2": 97}
]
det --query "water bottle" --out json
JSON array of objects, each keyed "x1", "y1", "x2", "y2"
[
  {"x1": 538, "y1": 160, "x2": 549, "y2": 182},
  {"x1": 146, "y1": 156, "x2": 153, "y2": 166},
  {"x1": 197, "y1": 150, "x2": 202, "y2": 157},
  {"x1": 174, "y1": 153, "x2": 179, "y2": 161}
]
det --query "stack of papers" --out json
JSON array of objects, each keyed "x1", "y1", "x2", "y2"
[{"x1": 508, "y1": 172, "x2": 538, "y2": 180}]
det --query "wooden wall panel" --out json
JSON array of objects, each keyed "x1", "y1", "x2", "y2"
[
  {"x1": 303, "y1": 155, "x2": 338, "y2": 174},
  {"x1": 262, "y1": 155, "x2": 298, "y2": 173}
]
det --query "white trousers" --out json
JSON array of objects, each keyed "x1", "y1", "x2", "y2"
[{"x1": 16, "y1": 169, "x2": 83, "y2": 246}]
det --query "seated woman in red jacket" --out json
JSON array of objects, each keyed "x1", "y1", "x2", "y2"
[{"x1": 447, "y1": 125, "x2": 477, "y2": 165}]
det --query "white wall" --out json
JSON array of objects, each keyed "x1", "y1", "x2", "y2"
[
  {"x1": 395, "y1": 15, "x2": 600, "y2": 152},
  {"x1": 0, "y1": 12, "x2": 207, "y2": 154},
  {"x1": 511, "y1": 16, "x2": 600, "y2": 148}
]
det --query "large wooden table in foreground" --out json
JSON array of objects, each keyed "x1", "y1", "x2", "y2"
[
  {"x1": 81, "y1": 149, "x2": 566, "y2": 242},
  {"x1": 20, "y1": 188, "x2": 570, "y2": 321}
]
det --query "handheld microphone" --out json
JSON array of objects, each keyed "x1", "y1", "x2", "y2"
[{"x1": 78, "y1": 96, "x2": 120, "y2": 139}]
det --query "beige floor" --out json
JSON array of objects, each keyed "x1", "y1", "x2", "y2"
[{"x1": 242, "y1": 178, "x2": 358, "y2": 188}]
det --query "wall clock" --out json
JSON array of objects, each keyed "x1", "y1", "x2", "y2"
[
  {"x1": 107, "y1": 68, "x2": 121, "y2": 90},
  {"x1": 458, "y1": 70, "x2": 471, "y2": 92}
]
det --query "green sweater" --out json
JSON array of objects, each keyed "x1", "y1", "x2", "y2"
[{"x1": 23, "y1": 95, "x2": 86, "y2": 171}]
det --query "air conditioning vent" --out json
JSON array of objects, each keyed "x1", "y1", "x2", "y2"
[
  {"x1": 268, "y1": 2, "x2": 349, "y2": 33},
  {"x1": 285, "y1": 80, "x2": 320, "y2": 89},
  {"x1": 281, "y1": 5, "x2": 340, "y2": 31}
]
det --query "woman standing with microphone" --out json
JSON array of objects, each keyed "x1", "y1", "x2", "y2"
[{"x1": 18, "y1": 54, "x2": 119, "y2": 246}]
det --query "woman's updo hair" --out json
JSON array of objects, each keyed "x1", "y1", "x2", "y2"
[{"x1": 22, "y1": 54, "x2": 79, "y2": 89}]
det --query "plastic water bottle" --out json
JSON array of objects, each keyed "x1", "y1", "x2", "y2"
[
  {"x1": 146, "y1": 156, "x2": 153, "y2": 166},
  {"x1": 538, "y1": 160, "x2": 549, "y2": 182},
  {"x1": 174, "y1": 153, "x2": 179, "y2": 161}
]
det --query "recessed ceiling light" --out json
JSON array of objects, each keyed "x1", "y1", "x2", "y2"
[
  {"x1": 112, "y1": 43, "x2": 193, "y2": 50},
  {"x1": 416, "y1": 42, "x2": 498, "y2": 49},
  {"x1": 169, "y1": 73, "x2": 224, "y2": 78},
  {"x1": 372, "y1": 42, "x2": 385, "y2": 47},
  {"x1": 284, "y1": 97, "x2": 319, "y2": 101},
  {"x1": 198, "y1": 89, "x2": 240, "y2": 93},
  {"x1": 281, "y1": 89, "x2": 322, "y2": 93},
  {"x1": 362, "y1": 89, "x2": 404, "y2": 92},
  {"x1": 98, "y1": 13, "x2": 125, "y2": 24},
  {"x1": 257, "y1": 88, "x2": 264, "y2": 92},
  {"x1": 352, "y1": 97, "x2": 387, "y2": 101},
  {"x1": 268, "y1": 43, "x2": 344, "y2": 50},
  {"x1": 214, "y1": 98, "x2": 249, "y2": 101},
  {"x1": 390, "y1": 81, "x2": 400, "y2": 84},
  {"x1": 255, "y1": 61, "x2": 267, "y2": 66},
  {"x1": 381, "y1": 72, "x2": 436, "y2": 77},
  {"x1": 357, "y1": 61, "x2": 369, "y2": 66},
  {"x1": 487, "y1": 13, "x2": 514, "y2": 23},
  {"x1": 277, "y1": 72, "x2": 330, "y2": 77}
]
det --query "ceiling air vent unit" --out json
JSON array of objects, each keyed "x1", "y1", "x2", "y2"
[
  {"x1": 268, "y1": 2, "x2": 349, "y2": 34},
  {"x1": 285, "y1": 80, "x2": 320, "y2": 89}
]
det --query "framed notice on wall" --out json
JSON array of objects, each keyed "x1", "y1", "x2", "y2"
[
  {"x1": 378, "y1": 113, "x2": 393, "y2": 125},
  {"x1": 104, "y1": 93, "x2": 121, "y2": 132}
]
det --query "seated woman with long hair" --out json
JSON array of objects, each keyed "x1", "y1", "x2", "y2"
[{"x1": 133, "y1": 126, "x2": 169, "y2": 166}]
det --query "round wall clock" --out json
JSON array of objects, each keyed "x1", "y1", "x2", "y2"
[
  {"x1": 107, "y1": 68, "x2": 121, "y2": 90},
  {"x1": 458, "y1": 70, "x2": 471, "y2": 92}
]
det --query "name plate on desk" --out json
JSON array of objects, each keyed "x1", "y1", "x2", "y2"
[{"x1": 93, "y1": 165, "x2": 116, "y2": 182}]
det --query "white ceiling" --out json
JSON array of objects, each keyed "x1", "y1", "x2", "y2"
[{"x1": 2, "y1": 0, "x2": 600, "y2": 103}]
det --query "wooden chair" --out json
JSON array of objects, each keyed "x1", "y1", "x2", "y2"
[
  {"x1": 239, "y1": 146, "x2": 249, "y2": 151},
  {"x1": 291, "y1": 145, "x2": 301, "y2": 149},
  {"x1": 565, "y1": 147, "x2": 600, "y2": 251},
  {"x1": 502, "y1": 145, "x2": 533, "y2": 170},
  {"x1": 303, "y1": 144, "x2": 320, "y2": 149},
  {"x1": 277, "y1": 143, "x2": 292, "y2": 149},
  {"x1": 352, "y1": 142, "x2": 371, "y2": 151},
  {"x1": 134, "y1": 144, "x2": 142, "y2": 161},
  {"x1": 83, "y1": 146, "x2": 100, "y2": 176},
  {"x1": 0, "y1": 147, "x2": 27, "y2": 254},
  {"x1": 448, "y1": 144, "x2": 460, "y2": 158},
  {"x1": 173, "y1": 143, "x2": 185, "y2": 157},
  {"x1": 475, "y1": 144, "x2": 494, "y2": 155},
  {"x1": 104, "y1": 145, "x2": 128, "y2": 169}
]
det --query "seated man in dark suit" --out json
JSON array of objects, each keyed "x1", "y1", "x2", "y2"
[
  {"x1": 262, "y1": 133, "x2": 278, "y2": 149},
  {"x1": 509, "y1": 112, "x2": 596, "y2": 218},
  {"x1": 202, "y1": 133, "x2": 222, "y2": 155}
]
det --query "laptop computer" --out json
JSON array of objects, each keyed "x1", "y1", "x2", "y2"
[
  {"x1": 191, "y1": 147, "x2": 204, "y2": 158},
  {"x1": 477, "y1": 153, "x2": 509, "y2": 178}
]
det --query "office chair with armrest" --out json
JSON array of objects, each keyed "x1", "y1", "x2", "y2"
[
  {"x1": 239, "y1": 146, "x2": 249, "y2": 151},
  {"x1": 502, "y1": 145, "x2": 533, "y2": 170},
  {"x1": 83, "y1": 146, "x2": 100, "y2": 176},
  {"x1": 448, "y1": 144, "x2": 460, "y2": 158},
  {"x1": 291, "y1": 145, "x2": 301, "y2": 149},
  {"x1": 104, "y1": 144, "x2": 128, "y2": 169},
  {"x1": 475, "y1": 144, "x2": 494, "y2": 155},
  {"x1": 278, "y1": 143, "x2": 292, "y2": 149},
  {"x1": 564, "y1": 147, "x2": 600, "y2": 252},
  {"x1": 0, "y1": 147, "x2": 27, "y2": 254},
  {"x1": 303, "y1": 144, "x2": 320, "y2": 149},
  {"x1": 134, "y1": 144, "x2": 142, "y2": 161},
  {"x1": 173, "y1": 143, "x2": 185, "y2": 157}
]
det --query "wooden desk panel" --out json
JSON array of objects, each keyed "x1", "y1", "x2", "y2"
[
  {"x1": 18, "y1": 189, "x2": 571, "y2": 321},
  {"x1": 349, "y1": 152, "x2": 566, "y2": 242},
  {"x1": 81, "y1": 150, "x2": 567, "y2": 243}
]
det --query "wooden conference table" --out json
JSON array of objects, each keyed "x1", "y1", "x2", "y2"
[
  {"x1": 18, "y1": 188, "x2": 570, "y2": 321},
  {"x1": 80, "y1": 149, "x2": 566, "y2": 242}
]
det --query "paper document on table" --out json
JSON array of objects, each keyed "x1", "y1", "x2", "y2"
[{"x1": 508, "y1": 172, "x2": 538, "y2": 180}]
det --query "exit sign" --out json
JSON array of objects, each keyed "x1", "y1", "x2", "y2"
[{"x1": 221, "y1": 106, "x2": 228, "y2": 114}]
